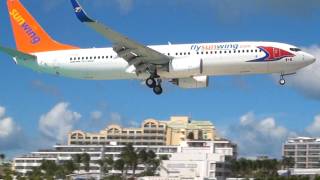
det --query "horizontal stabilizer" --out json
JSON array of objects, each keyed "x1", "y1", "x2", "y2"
[{"x1": 0, "y1": 45, "x2": 36, "y2": 60}]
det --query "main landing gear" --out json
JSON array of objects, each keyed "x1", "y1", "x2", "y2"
[{"x1": 146, "y1": 76, "x2": 163, "y2": 95}]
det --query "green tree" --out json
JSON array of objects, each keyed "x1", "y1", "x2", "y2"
[
  {"x1": 114, "y1": 159, "x2": 125, "y2": 177},
  {"x1": 0, "y1": 154, "x2": 5, "y2": 161},
  {"x1": 62, "y1": 160, "x2": 76, "y2": 175},
  {"x1": 40, "y1": 160, "x2": 58, "y2": 179},
  {"x1": 120, "y1": 144, "x2": 138, "y2": 177},
  {"x1": 26, "y1": 167, "x2": 43, "y2": 180},
  {"x1": 81, "y1": 153, "x2": 91, "y2": 172},
  {"x1": 187, "y1": 132, "x2": 194, "y2": 140},
  {"x1": 282, "y1": 156, "x2": 295, "y2": 177},
  {"x1": 98, "y1": 155, "x2": 114, "y2": 177},
  {"x1": 72, "y1": 154, "x2": 82, "y2": 173}
]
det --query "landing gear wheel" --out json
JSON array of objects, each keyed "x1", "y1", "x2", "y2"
[
  {"x1": 153, "y1": 85, "x2": 163, "y2": 95},
  {"x1": 279, "y1": 78, "x2": 286, "y2": 86},
  {"x1": 146, "y1": 78, "x2": 156, "y2": 88}
]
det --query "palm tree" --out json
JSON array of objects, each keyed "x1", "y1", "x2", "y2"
[
  {"x1": 114, "y1": 159, "x2": 125, "y2": 177},
  {"x1": 98, "y1": 155, "x2": 114, "y2": 177},
  {"x1": 62, "y1": 160, "x2": 76, "y2": 175},
  {"x1": 72, "y1": 154, "x2": 82, "y2": 173},
  {"x1": 120, "y1": 144, "x2": 138, "y2": 177},
  {"x1": 40, "y1": 160, "x2": 58, "y2": 179},
  {"x1": 187, "y1": 132, "x2": 194, "y2": 140},
  {"x1": 0, "y1": 154, "x2": 5, "y2": 161},
  {"x1": 282, "y1": 156, "x2": 295, "y2": 177},
  {"x1": 81, "y1": 153, "x2": 91, "y2": 173}
]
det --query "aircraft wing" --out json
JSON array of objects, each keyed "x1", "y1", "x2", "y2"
[
  {"x1": 70, "y1": 0, "x2": 171, "y2": 74},
  {"x1": 0, "y1": 45, "x2": 36, "y2": 60}
]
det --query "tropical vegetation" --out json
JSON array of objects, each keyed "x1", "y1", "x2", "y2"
[{"x1": 0, "y1": 144, "x2": 165, "y2": 179}]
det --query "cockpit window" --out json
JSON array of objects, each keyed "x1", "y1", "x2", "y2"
[{"x1": 290, "y1": 48, "x2": 301, "y2": 52}]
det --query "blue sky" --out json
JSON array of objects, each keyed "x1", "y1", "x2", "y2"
[{"x1": 1, "y1": 0, "x2": 320, "y2": 158}]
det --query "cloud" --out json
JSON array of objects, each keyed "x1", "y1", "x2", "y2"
[
  {"x1": 109, "y1": 112, "x2": 123, "y2": 125},
  {"x1": 116, "y1": 0, "x2": 134, "y2": 14},
  {"x1": 31, "y1": 80, "x2": 62, "y2": 98},
  {"x1": 0, "y1": 106, "x2": 26, "y2": 152},
  {"x1": 288, "y1": 46, "x2": 320, "y2": 99},
  {"x1": 91, "y1": 111, "x2": 103, "y2": 121},
  {"x1": 306, "y1": 115, "x2": 320, "y2": 136},
  {"x1": 39, "y1": 102, "x2": 81, "y2": 143},
  {"x1": 226, "y1": 112, "x2": 296, "y2": 158}
]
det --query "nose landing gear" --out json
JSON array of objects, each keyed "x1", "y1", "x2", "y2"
[
  {"x1": 279, "y1": 76, "x2": 286, "y2": 86},
  {"x1": 278, "y1": 72, "x2": 296, "y2": 86}
]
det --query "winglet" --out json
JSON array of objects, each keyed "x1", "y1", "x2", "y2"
[{"x1": 70, "y1": 0, "x2": 95, "y2": 23}]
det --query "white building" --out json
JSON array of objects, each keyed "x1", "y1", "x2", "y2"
[
  {"x1": 283, "y1": 137, "x2": 320, "y2": 169},
  {"x1": 13, "y1": 139, "x2": 236, "y2": 180},
  {"x1": 160, "y1": 140, "x2": 236, "y2": 180},
  {"x1": 13, "y1": 143, "x2": 178, "y2": 175}
]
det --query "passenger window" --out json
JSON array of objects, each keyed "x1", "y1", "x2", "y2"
[
  {"x1": 184, "y1": 52, "x2": 186, "y2": 55},
  {"x1": 180, "y1": 53, "x2": 183, "y2": 55},
  {"x1": 188, "y1": 52, "x2": 190, "y2": 55},
  {"x1": 110, "y1": 56, "x2": 113, "y2": 58},
  {"x1": 206, "y1": 52, "x2": 208, "y2": 54},
  {"x1": 201, "y1": 52, "x2": 204, "y2": 55},
  {"x1": 197, "y1": 52, "x2": 199, "y2": 55},
  {"x1": 229, "y1": 51, "x2": 232, "y2": 53},
  {"x1": 168, "y1": 53, "x2": 170, "y2": 56},
  {"x1": 176, "y1": 53, "x2": 178, "y2": 56}
]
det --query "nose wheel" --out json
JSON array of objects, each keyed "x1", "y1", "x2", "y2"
[
  {"x1": 279, "y1": 78, "x2": 286, "y2": 86},
  {"x1": 279, "y1": 72, "x2": 296, "y2": 86}
]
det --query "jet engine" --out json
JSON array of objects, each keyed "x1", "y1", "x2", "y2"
[
  {"x1": 169, "y1": 58, "x2": 203, "y2": 77},
  {"x1": 171, "y1": 76, "x2": 209, "y2": 89}
]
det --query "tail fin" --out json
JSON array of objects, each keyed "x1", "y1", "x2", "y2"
[{"x1": 7, "y1": 0, "x2": 77, "y2": 53}]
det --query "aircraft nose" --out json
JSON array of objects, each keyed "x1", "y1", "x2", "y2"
[{"x1": 305, "y1": 53, "x2": 316, "y2": 65}]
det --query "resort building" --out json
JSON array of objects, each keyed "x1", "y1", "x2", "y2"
[
  {"x1": 68, "y1": 116, "x2": 216, "y2": 146},
  {"x1": 13, "y1": 116, "x2": 235, "y2": 180},
  {"x1": 283, "y1": 137, "x2": 320, "y2": 168}
]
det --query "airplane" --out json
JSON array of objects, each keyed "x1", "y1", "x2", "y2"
[{"x1": 1, "y1": 0, "x2": 316, "y2": 95}]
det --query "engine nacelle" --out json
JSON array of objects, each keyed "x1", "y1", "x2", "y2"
[
  {"x1": 172, "y1": 76, "x2": 209, "y2": 89},
  {"x1": 169, "y1": 58, "x2": 203, "y2": 77}
]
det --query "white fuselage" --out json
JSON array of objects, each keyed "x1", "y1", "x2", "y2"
[{"x1": 16, "y1": 42, "x2": 315, "y2": 80}]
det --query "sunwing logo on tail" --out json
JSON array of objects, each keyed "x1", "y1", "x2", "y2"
[{"x1": 9, "y1": 9, "x2": 41, "y2": 44}]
